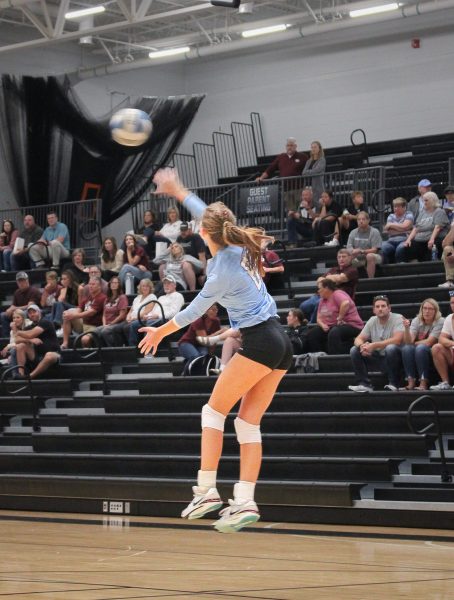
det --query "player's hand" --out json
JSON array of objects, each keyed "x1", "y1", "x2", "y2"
[
  {"x1": 153, "y1": 168, "x2": 183, "y2": 197},
  {"x1": 138, "y1": 326, "x2": 162, "y2": 356}
]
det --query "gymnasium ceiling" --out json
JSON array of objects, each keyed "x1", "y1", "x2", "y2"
[{"x1": 1, "y1": 0, "x2": 453, "y2": 72}]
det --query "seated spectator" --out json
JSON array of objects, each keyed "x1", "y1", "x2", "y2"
[
  {"x1": 50, "y1": 270, "x2": 81, "y2": 335},
  {"x1": 118, "y1": 234, "x2": 152, "y2": 287},
  {"x1": 401, "y1": 298, "x2": 444, "y2": 391},
  {"x1": 176, "y1": 222, "x2": 207, "y2": 287},
  {"x1": 61, "y1": 277, "x2": 106, "y2": 349},
  {"x1": 302, "y1": 141, "x2": 325, "y2": 206},
  {"x1": 442, "y1": 185, "x2": 454, "y2": 223},
  {"x1": 138, "y1": 209, "x2": 170, "y2": 257},
  {"x1": 312, "y1": 190, "x2": 343, "y2": 246},
  {"x1": 0, "y1": 271, "x2": 41, "y2": 337},
  {"x1": 100, "y1": 236, "x2": 124, "y2": 281},
  {"x1": 300, "y1": 248, "x2": 358, "y2": 323},
  {"x1": 338, "y1": 191, "x2": 367, "y2": 246},
  {"x1": 0, "y1": 219, "x2": 19, "y2": 272},
  {"x1": 404, "y1": 192, "x2": 449, "y2": 262},
  {"x1": 154, "y1": 242, "x2": 204, "y2": 292},
  {"x1": 79, "y1": 265, "x2": 108, "y2": 301},
  {"x1": 157, "y1": 206, "x2": 183, "y2": 243},
  {"x1": 14, "y1": 304, "x2": 60, "y2": 379},
  {"x1": 408, "y1": 179, "x2": 433, "y2": 221},
  {"x1": 261, "y1": 239, "x2": 285, "y2": 291},
  {"x1": 304, "y1": 279, "x2": 364, "y2": 354},
  {"x1": 284, "y1": 308, "x2": 308, "y2": 354},
  {"x1": 287, "y1": 188, "x2": 317, "y2": 247},
  {"x1": 128, "y1": 274, "x2": 184, "y2": 346},
  {"x1": 40, "y1": 270, "x2": 62, "y2": 317},
  {"x1": 29, "y1": 211, "x2": 70, "y2": 269},
  {"x1": 439, "y1": 221, "x2": 454, "y2": 288},
  {"x1": 102, "y1": 279, "x2": 157, "y2": 347},
  {"x1": 177, "y1": 304, "x2": 221, "y2": 362},
  {"x1": 83, "y1": 276, "x2": 128, "y2": 347},
  {"x1": 197, "y1": 327, "x2": 242, "y2": 375},
  {"x1": 0, "y1": 309, "x2": 30, "y2": 368},
  {"x1": 381, "y1": 198, "x2": 414, "y2": 264},
  {"x1": 11, "y1": 214, "x2": 43, "y2": 272},
  {"x1": 348, "y1": 295, "x2": 404, "y2": 393},
  {"x1": 62, "y1": 248, "x2": 89, "y2": 284},
  {"x1": 347, "y1": 211, "x2": 383, "y2": 278},
  {"x1": 430, "y1": 292, "x2": 454, "y2": 390}
]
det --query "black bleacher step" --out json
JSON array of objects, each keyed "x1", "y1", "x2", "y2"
[
  {"x1": 355, "y1": 286, "x2": 448, "y2": 306},
  {"x1": 380, "y1": 261, "x2": 444, "y2": 277},
  {"x1": 412, "y1": 141, "x2": 454, "y2": 155},
  {"x1": 412, "y1": 462, "x2": 454, "y2": 475},
  {"x1": 60, "y1": 347, "x2": 138, "y2": 365},
  {"x1": 30, "y1": 432, "x2": 430, "y2": 457},
  {"x1": 0, "y1": 396, "x2": 45, "y2": 414},
  {"x1": 1, "y1": 379, "x2": 73, "y2": 396},
  {"x1": 357, "y1": 302, "x2": 449, "y2": 321},
  {"x1": 374, "y1": 486, "x2": 454, "y2": 502},
  {"x1": 356, "y1": 272, "x2": 443, "y2": 292},
  {"x1": 121, "y1": 362, "x2": 182, "y2": 375},
  {"x1": 0, "y1": 435, "x2": 33, "y2": 446},
  {"x1": 64, "y1": 411, "x2": 454, "y2": 435},
  {"x1": 393, "y1": 151, "x2": 454, "y2": 166}
]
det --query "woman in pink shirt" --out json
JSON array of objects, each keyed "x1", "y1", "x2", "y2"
[{"x1": 305, "y1": 278, "x2": 364, "y2": 354}]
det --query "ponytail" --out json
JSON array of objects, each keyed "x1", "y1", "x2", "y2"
[{"x1": 223, "y1": 222, "x2": 273, "y2": 277}]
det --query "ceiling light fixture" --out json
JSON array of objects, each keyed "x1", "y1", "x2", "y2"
[
  {"x1": 241, "y1": 24, "x2": 288, "y2": 38},
  {"x1": 65, "y1": 6, "x2": 106, "y2": 19},
  {"x1": 349, "y1": 3, "x2": 399, "y2": 18},
  {"x1": 149, "y1": 46, "x2": 190, "y2": 59}
]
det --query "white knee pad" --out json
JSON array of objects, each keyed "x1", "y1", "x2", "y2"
[
  {"x1": 234, "y1": 417, "x2": 262, "y2": 444},
  {"x1": 201, "y1": 404, "x2": 226, "y2": 431}
]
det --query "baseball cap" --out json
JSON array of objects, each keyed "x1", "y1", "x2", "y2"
[
  {"x1": 26, "y1": 304, "x2": 41, "y2": 313},
  {"x1": 163, "y1": 273, "x2": 176, "y2": 284},
  {"x1": 16, "y1": 271, "x2": 29, "y2": 280},
  {"x1": 418, "y1": 179, "x2": 432, "y2": 187},
  {"x1": 180, "y1": 222, "x2": 189, "y2": 231},
  {"x1": 444, "y1": 185, "x2": 454, "y2": 194}
]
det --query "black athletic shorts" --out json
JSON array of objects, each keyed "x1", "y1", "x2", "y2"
[{"x1": 238, "y1": 317, "x2": 293, "y2": 371}]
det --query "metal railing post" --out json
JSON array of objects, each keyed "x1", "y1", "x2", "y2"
[{"x1": 0, "y1": 365, "x2": 41, "y2": 432}]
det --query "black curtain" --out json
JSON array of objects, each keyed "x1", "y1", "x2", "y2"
[{"x1": 0, "y1": 75, "x2": 204, "y2": 225}]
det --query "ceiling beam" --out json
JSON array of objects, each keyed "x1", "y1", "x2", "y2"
[
  {"x1": 116, "y1": 0, "x2": 132, "y2": 21},
  {"x1": 20, "y1": 4, "x2": 50, "y2": 38},
  {"x1": 136, "y1": 0, "x2": 153, "y2": 19},
  {"x1": 53, "y1": 0, "x2": 70, "y2": 37}
]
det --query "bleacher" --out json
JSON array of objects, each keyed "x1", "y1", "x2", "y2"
[{"x1": 1, "y1": 244, "x2": 454, "y2": 530}]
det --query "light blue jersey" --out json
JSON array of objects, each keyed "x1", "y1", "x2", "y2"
[{"x1": 173, "y1": 193, "x2": 278, "y2": 329}]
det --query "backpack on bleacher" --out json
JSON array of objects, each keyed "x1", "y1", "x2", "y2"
[{"x1": 182, "y1": 354, "x2": 221, "y2": 376}]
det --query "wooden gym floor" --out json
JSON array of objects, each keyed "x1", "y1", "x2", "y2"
[{"x1": 1, "y1": 511, "x2": 454, "y2": 599}]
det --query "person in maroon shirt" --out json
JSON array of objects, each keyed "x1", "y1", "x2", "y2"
[
  {"x1": 89, "y1": 276, "x2": 128, "y2": 347},
  {"x1": 61, "y1": 277, "x2": 106, "y2": 349},
  {"x1": 1, "y1": 271, "x2": 42, "y2": 337},
  {"x1": 118, "y1": 234, "x2": 152, "y2": 287},
  {"x1": 178, "y1": 304, "x2": 222, "y2": 362},
  {"x1": 261, "y1": 240, "x2": 285, "y2": 291}
]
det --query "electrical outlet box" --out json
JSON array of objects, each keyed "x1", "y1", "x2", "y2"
[{"x1": 109, "y1": 501, "x2": 124, "y2": 513}]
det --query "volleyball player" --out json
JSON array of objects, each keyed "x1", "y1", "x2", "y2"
[{"x1": 138, "y1": 168, "x2": 293, "y2": 533}]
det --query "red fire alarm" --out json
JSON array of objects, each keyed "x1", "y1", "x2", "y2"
[{"x1": 411, "y1": 38, "x2": 420, "y2": 48}]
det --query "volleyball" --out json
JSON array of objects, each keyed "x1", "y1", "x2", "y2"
[{"x1": 109, "y1": 108, "x2": 152, "y2": 147}]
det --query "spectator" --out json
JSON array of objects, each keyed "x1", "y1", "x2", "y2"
[
  {"x1": 286, "y1": 188, "x2": 317, "y2": 247},
  {"x1": 261, "y1": 239, "x2": 284, "y2": 292},
  {"x1": 408, "y1": 179, "x2": 433, "y2": 220},
  {"x1": 255, "y1": 138, "x2": 308, "y2": 212},
  {"x1": 50, "y1": 270, "x2": 82, "y2": 335},
  {"x1": 401, "y1": 298, "x2": 444, "y2": 391},
  {"x1": 178, "y1": 304, "x2": 221, "y2": 362},
  {"x1": 381, "y1": 198, "x2": 414, "y2": 264},
  {"x1": 197, "y1": 327, "x2": 242, "y2": 376},
  {"x1": 304, "y1": 279, "x2": 364, "y2": 354},
  {"x1": 0, "y1": 309, "x2": 30, "y2": 368},
  {"x1": 157, "y1": 206, "x2": 183, "y2": 243},
  {"x1": 29, "y1": 211, "x2": 70, "y2": 269},
  {"x1": 100, "y1": 236, "x2": 124, "y2": 281},
  {"x1": 79, "y1": 265, "x2": 109, "y2": 301},
  {"x1": 84, "y1": 276, "x2": 128, "y2": 347},
  {"x1": 0, "y1": 219, "x2": 19, "y2": 272},
  {"x1": 0, "y1": 271, "x2": 41, "y2": 337},
  {"x1": 442, "y1": 185, "x2": 454, "y2": 223},
  {"x1": 430, "y1": 292, "x2": 454, "y2": 390},
  {"x1": 154, "y1": 242, "x2": 204, "y2": 291},
  {"x1": 302, "y1": 141, "x2": 326, "y2": 205},
  {"x1": 128, "y1": 274, "x2": 184, "y2": 346},
  {"x1": 439, "y1": 222, "x2": 454, "y2": 288},
  {"x1": 138, "y1": 209, "x2": 171, "y2": 257},
  {"x1": 284, "y1": 308, "x2": 308, "y2": 354},
  {"x1": 176, "y1": 221, "x2": 207, "y2": 287},
  {"x1": 404, "y1": 192, "x2": 449, "y2": 262},
  {"x1": 61, "y1": 277, "x2": 106, "y2": 349},
  {"x1": 300, "y1": 248, "x2": 358, "y2": 323},
  {"x1": 102, "y1": 279, "x2": 157, "y2": 347},
  {"x1": 10, "y1": 214, "x2": 43, "y2": 272},
  {"x1": 118, "y1": 234, "x2": 152, "y2": 287},
  {"x1": 62, "y1": 248, "x2": 89, "y2": 285},
  {"x1": 348, "y1": 295, "x2": 404, "y2": 393},
  {"x1": 347, "y1": 211, "x2": 383, "y2": 278},
  {"x1": 14, "y1": 304, "x2": 60, "y2": 379},
  {"x1": 312, "y1": 190, "x2": 343, "y2": 246},
  {"x1": 40, "y1": 270, "x2": 62, "y2": 316},
  {"x1": 338, "y1": 191, "x2": 367, "y2": 246}
]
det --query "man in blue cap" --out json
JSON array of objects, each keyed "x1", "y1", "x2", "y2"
[{"x1": 408, "y1": 179, "x2": 433, "y2": 220}]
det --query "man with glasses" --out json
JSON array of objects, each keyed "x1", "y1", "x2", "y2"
[
  {"x1": 381, "y1": 198, "x2": 414, "y2": 264},
  {"x1": 430, "y1": 292, "x2": 454, "y2": 390},
  {"x1": 348, "y1": 295, "x2": 404, "y2": 393}
]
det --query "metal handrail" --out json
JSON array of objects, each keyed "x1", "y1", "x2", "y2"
[
  {"x1": 407, "y1": 394, "x2": 452, "y2": 483},
  {"x1": 28, "y1": 240, "x2": 51, "y2": 267},
  {"x1": 350, "y1": 128, "x2": 370, "y2": 167},
  {"x1": 137, "y1": 299, "x2": 175, "y2": 361},
  {"x1": 72, "y1": 330, "x2": 110, "y2": 396},
  {"x1": 79, "y1": 218, "x2": 102, "y2": 247},
  {"x1": 0, "y1": 365, "x2": 41, "y2": 432},
  {"x1": 371, "y1": 187, "x2": 394, "y2": 216}
]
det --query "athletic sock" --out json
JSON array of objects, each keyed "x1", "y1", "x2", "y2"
[
  {"x1": 233, "y1": 481, "x2": 256, "y2": 503},
  {"x1": 197, "y1": 469, "x2": 217, "y2": 491}
]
